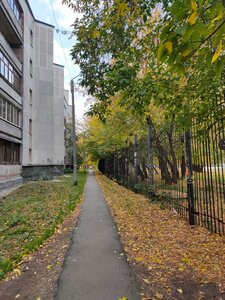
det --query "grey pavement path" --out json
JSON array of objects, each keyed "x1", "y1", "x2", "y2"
[
  {"x1": 55, "y1": 171, "x2": 140, "y2": 300},
  {"x1": 0, "y1": 184, "x2": 22, "y2": 198}
]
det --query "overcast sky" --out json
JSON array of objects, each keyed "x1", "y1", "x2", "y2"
[{"x1": 29, "y1": 0, "x2": 89, "y2": 119}]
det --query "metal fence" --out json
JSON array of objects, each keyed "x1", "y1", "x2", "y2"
[{"x1": 100, "y1": 115, "x2": 225, "y2": 235}]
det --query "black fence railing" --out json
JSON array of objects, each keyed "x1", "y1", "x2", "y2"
[{"x1": 100, "y1": 115, "x2": 225, "y2": 235}]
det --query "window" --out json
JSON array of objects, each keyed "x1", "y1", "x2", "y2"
[
  {"x1": 3, "y1": 57, "x2": 9, "y2": 79},
  {"x1": 2, "y1": 100, "x2": 6, "y2": 119},
  {"x1": 29, "y1": 148, "x2": 32, "y2": 163},
  {"x1": 0, "y1": 52, "x2": 3, "y2": 74},
  {"x1": 0, "y1": 141, "x2": 4, "y2": 163},
  {"x1": 7, "y1": 0, "x2": 21, "y2": 21},
  {"x1": 17, "y1": 110, "x2": 20, "y2": 126},
  {"x1": 9, "y1": 65, "x2": 14, "y2": 84},
  {"x1": 29, "y1": 119, "x2": 32, "y2": 135},
  {"x1": 30, "y1": 30, "x2": 33, "y2": 47},
  {"x1": 13, "y1": 71, "x2": 20, "y2": 91},
  {"x1": 0, "y1": 98, "x2": 2, "y2": 117},
  {"x1": 7, "y1": 102, "x2": 11, "y2": 122},
  {"x1": 0, "y1": 50, "x2": 21, "y2": 92},
  {"x1": 13, "y1": 106, "x2": 16, "y2": 123},
  {"x1": 30, "y1": 89, "x2": 32, "y2": 103},
  {"x1": 30, "y1": 59, "x2": 33, "y2": 76},
  {"x1": 10, "y1": 105, "x2": 14, "y2": 123},
  {"x1": 0, "y1": 96, "x2": 20, "y2": 126},
  {"x1": 0, "y1": 139, "x2": 20, "y2": 164}
]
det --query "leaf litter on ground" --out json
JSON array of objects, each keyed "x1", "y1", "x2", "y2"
[{"x1": 96, "y1": 174, "x2": 225, "y2": 300}]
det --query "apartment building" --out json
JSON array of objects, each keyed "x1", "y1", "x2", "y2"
[{"x1": 0, "y1": 0, "x2": 65, "y2": 188}]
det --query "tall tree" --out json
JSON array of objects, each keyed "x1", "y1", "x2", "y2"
[{"x1": 64, "y1": 0, "x2": 225, "y2": 126}]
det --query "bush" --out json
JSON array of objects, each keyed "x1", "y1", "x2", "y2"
[{"x1": 133, "y1": 182, "x2": 156, "y2": 198}]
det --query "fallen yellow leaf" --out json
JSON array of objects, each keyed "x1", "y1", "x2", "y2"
[
  {"x1": 14, "y1": 268, "x2": 21, "y2": 276},
  {"x1": 155, "y1": 292, "x2": 164, "y2": 299},
  {"x1": 135, "y1": 257, "x2": 144, "y2": 262},
  {"x1": 182, "y1": 257, "x2": 191, "y2": 264},
  {"x1": 143, "y1": 278, "x2": 150, "y2": 284}
]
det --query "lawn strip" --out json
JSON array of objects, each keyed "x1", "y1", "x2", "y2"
[
  {"x1": 96, "y1": 174, "x2": 225, "y2": 300},
  {"x1": 0, "y1": 172, "x2": 87, "y2": 280}
]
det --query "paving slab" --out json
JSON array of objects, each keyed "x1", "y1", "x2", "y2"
[
  {"x1": 55, "y1": 171, "x2": 140, "y2": 300},
  {"x1": 0, "y1": 176, "x2": 23, "y2": 195}
]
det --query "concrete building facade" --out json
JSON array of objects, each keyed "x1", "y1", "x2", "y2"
[{"x1": 0, "y1": 0, "x2": 65, "y2": 188}]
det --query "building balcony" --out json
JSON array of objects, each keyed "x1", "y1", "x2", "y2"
[
  {"x1": 0, "y1": 118, "x2": 22, "y2": 141},
  {"x1": 0, "y1": 0, "x2": 23, "y2": 46},
  {"x1": 0, "y1": 76, "x2": 22, "y2": 105},
  {"x1": 0, "y1": 32, "x2": 23, "y2": 67},
  {"x1": 0, "y1": 34, "x2": 22, "y2": 99}
]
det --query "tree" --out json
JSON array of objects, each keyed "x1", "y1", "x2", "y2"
[
  {"x1": 157, "y1": 0, "x2": 225, "y2": 73},
  {"x1": 79, "y1": 97, "x2": 183, "y2": 184},
  {"x1": 65, "y1": 122, "x2": 73, "y2": 166},
  {"x1": 81, "y1": 96, "x2": 147, "y2": 161},
  {"x1": 64, "y1": 0, "x2": 224, "y2": 128},
  {"x1": 65, "y1": 121, "x2": 86, "y2": 169}
]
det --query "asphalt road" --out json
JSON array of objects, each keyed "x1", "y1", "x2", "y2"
[{"x1": 55, "y1": 171, "x2": 140, "y2": 300}]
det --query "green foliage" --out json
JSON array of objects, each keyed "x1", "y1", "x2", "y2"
[
  {"x1": 81, "y1": 101, "x2": 147, "y2": 162},
  {"x1": 65, "y1": 121, "x2": 86, "y2": 168},
  {"x1": 132, "y1": 182, "x2": 177, "y2": 210},
  {"x1": 65, "y1": 0, "x2": 225, "y2": 129},
  {"x1": 158, "y1": 0, "x2": 225, "y2": 70},
  {"x1": 133, "y1": 182, "x2": 156, "y2": 198},
  {"x1": 64, "y1": 121, "x2": 74, "y2": 165}
]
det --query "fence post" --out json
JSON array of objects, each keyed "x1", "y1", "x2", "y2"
[
  {"x1": 125, "y1": 140, "x2": 128, "y2": 186},
  {"x1": 134, "y1": 135, "x2": 138, "y2": 184},
  {"x1": 116, "y1": 151, "x2": 119, "y2": 182},
  {"x1": 113, "y1": 151, "x2": 116, "y2": 179},
  {"x1": 185, "y1": 129, "x2": 195, "y2": 225},
  {"x1": 148, "y1": 122, "x2": 154, "y2": 185}
]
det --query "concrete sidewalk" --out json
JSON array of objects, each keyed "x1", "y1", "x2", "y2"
[
  {"x1": 55, "y1": 171, "x2": 140, "y2": 300},
  {"x1": 0, "y1": 176, "x2": 23, "y2": 197}
]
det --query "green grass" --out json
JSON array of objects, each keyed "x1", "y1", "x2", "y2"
[{"x1": 0, "y1": 172, "x2": 87, "y2": 280}]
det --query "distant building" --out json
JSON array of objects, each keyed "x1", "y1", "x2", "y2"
[{"x1": 0, "y1": 0, "x2": 65, "y2": 189}]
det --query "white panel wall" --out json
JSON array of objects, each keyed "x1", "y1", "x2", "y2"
[
  {"x1": 53, "y1": 64, "x2": 64, "y2": 165},
  {"x1": 32, "y1": 22, "x2": 54, "y2": 165},
  {"x1": 20, "y1": 0, "x2": 35, "y2": 165}
]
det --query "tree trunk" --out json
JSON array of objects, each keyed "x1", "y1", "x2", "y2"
[
  {"x1": 138, "y1": 164, "x2": 146, "y2": 181},
  {"x1": 181, "y1": 154, "x2": 186, "y2": 179},
  {"x1": 167, "y1": 122, "x2": 179, "y2": 183},
  {"x1": 146, "y1": 116, "x2": 172, "y2": 185},
  {"x1": 141, "y1": 160, "x2": 148, "y2": 179},
  {"x1": 157, "y1": 150, "x2": 173, "y2": 184}
]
